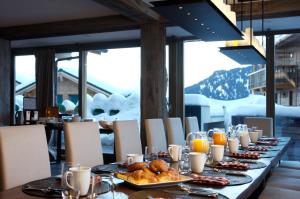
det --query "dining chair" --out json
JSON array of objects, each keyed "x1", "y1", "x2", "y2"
[
  {"x1": 185, "y1": 116, "x2": 200, "y2": 136},
  {"x1": 145, "y1": 118, "x2": 167, "y2": 152},
  {"x1": 244, "y1": 117, "x2": 273, "y2": 137},
  {"x1": 279, "y1": 160, "x2": 300, "y2": 170},
  {"x1": 113, "y1": 120, "x2": 142, "y2": 162},
  {"x1": 64, "y1": 122, "x2": 103, "y2": 167},
  {"x1": 166, "y1": 117, "x2": 186, "y2": 146},
  {"x1": 259, "y1": 186, "x2": 300, "y2": 199},
  {"x1": 0, "y1": 125, "x2": 51, "y2": 191}
]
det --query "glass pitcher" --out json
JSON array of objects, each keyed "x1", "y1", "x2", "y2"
[
  {"x1": 186, "y1": 131, "x2": 209, "y2": 153},
  {"x1": 208, "y1": 128, "x2": 227, "y2": 146}
]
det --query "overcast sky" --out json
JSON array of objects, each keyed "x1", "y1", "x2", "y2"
[{"x1": 15, "y1": 41, "x2": 248, "y2": 92}]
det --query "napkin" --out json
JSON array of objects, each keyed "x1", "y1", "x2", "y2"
[
  {"x1": 231, "y1": 152, "x2": 260, "y2": 159},
  {"x1": 256, "y1": 140, "x2": 278, "y2": 146},
  {"x1": 247, "y1": 146, "x2": 269, "y2": 151},
  {"x1": 158, "y1": 151, "x2": 170, "y2": 158},
  {"x1": 259, "y1": 137, "x2": 278, "y2": 142},
  {"x1": 217, "y1": 161, "x2": 250, "y2": 170},
  {"x1": 190, "y1": 173, "x2": 230, "y2": 186}
]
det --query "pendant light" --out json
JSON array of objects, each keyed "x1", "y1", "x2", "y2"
[
  {"x1": 219, "y1": 0, "x2": 266, "y2": 65},
  {"x1": 152, "y1": 0, "x2": 243, "y2": 41}
]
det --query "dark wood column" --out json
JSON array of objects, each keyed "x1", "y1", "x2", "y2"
[
  {"x1": 79, "y1": 51, "x2": 87, "y2": 118},
  {"x1": 35, "y1": 49, "x2": 56, "y2": 117},
  {"x1": 266, "y1": 33, "x2": 275, "y2": 134},
  {"x1": 0, "y1": 39, "x2": 12, "y2": 126},
  {"x1": 141, "y1": 22, "x2": 167, "y2": 150},
  {"x1": 168, "y1": 38, "x2": 184, "y2": 121}
]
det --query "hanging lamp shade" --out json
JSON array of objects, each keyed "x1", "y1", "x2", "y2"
[
  {"x1": 152, "y1": 0, "x2": 243, "y2": 41},
  {"x1": 220, "y1": 27, "x2": 266, "y2": 64}
]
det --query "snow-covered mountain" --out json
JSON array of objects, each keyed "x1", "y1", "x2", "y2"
[{"x1": 185, "y1": 66, "x2": 252, "y2": 100}]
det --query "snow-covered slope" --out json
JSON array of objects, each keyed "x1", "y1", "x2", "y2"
[{"x1": 185, "y1": 66, "x2": 252, "y2": 100}]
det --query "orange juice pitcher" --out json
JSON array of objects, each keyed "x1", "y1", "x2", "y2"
[
  {"x1": 209, "y1": 128, "x2": 227, "y2": 146},
  {"x1": 186, "y1": 131, "x2": 209, "y2": 153}
]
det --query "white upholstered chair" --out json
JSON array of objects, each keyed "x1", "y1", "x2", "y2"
[
  {"x1": 0, "y1": 125, "x2": 51, "y2": 191},
  {"x1": 244, "y1": 117, "x2": 273, "y2": 137},
  {"x1": 166, "y1": 117, "x2": 185, "y2": 146},
  {"x1": 145, "y1": 118, "x2": 167, "y2": 152},
  {"x1": 185, "y1": 116, "x2": 200, "y2": 136},
  {"x1": 113, "y1": 120, "x2": 142, "y2": 162},
  {"x1": 64, "y1": 122, "x2": 103, "y2": 167}
]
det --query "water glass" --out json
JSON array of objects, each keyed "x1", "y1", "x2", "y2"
[
  {"x1": 179, "y1": 146, "x2": 191, "y2": 174},
  {"x1": 144, "y1": 146, "x2": 158, "y2": 162}
]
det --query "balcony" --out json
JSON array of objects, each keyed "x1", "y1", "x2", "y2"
[
  {"x1": 249, "y1": 65, "x2": 298, "y2": 91},
  {"x1": 275, "y1": 65, "x2": 297, "y2": 90},
  {"x1": 248, "y1": 68, "x2": 266, "y2": 90}
]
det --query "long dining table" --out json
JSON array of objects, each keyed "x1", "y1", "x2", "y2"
[{"x1": 0, "y1": 137, "x2": 291, "y2": 199}]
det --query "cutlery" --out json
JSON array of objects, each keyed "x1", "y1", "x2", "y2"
[
  {"x1": 23, "y1": 185, "x2": 62, "y2": 194},
  {"x1": 163, "y1": 189, "x2": 218, "y2": 198}
]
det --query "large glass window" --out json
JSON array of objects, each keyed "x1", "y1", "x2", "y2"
[
  {"x1": 56, "y1": 52, "x2": 79, "y2": 114},
  {"x1": 85, "y1": 48, "x2": 141, "y2": 154},
  {"x1": 85, "y1": 48, "x2": 141, "y2": 122},
  {"x1": 275, "y1": 34, "x2": 300, "y2": 160},
  {"x1": 184, "y1": 40, "x2": 266, "y2": 131},
  {"x1": 15, "y1": 55, "x2": 36, "y2": 112}
]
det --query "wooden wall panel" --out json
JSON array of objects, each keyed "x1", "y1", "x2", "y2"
[{"x1": 0, "y1": 39, "x2": 11, "y2": 126}]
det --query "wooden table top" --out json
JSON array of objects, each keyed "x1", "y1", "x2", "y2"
[{"x1": 0, "y1": 137, "x2": 291, "y2": 199}]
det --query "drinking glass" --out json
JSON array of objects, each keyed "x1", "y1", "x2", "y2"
[
  {"x1": 144, "y1": 146, "x2": 158, "y2": 162},
  {"x1": 179, "y1": 146, "x2": 191, "y2": 174},
  {"x1": 61, "y1": 162, "x2": 81, "y2": 199}
]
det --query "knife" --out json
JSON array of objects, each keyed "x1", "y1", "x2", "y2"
[{"x1": 163, "y1": 189, "x2": 218, "y2": 198}]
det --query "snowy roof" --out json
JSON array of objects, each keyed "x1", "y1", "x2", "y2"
[{"x1": 16, "y1": 68, "x2": 125, "y2": 95}]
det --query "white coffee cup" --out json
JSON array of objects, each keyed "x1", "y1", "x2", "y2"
[
  {"x1": 249, "y1": 131, "x2": 259, "y2": 143},
  {"x1": 64, "y1": 166, "x2": 91, "y2": 196},
  {"x1": 126, "y1": 154, "x2": 144, "y2": 165},
  {"x1": 168, "y1": 145, "x2": 182, "y2": 162},
  {"x1": 239, "y1": 132, "x2": 250, "y2": 148},
  {"x1": 189, "y1": 152, "x2": 207, "y2": 173},
  {"x1": 211, "y1": 145, "x2": 224, "y2": 162},
  {"x1": 228, "y1": 138, "x2": 239, "y2": 153},
  {"x1": 255, "y1": 130, "x2": 263, "y2": 139}
]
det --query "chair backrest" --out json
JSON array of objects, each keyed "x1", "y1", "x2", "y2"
[
  {"x1": 185, "y1": 116, "x2": 200, "y2": 135},
  {"x1": 0, "y1": 125, "x2": 51, "y2": 191},
  {"x1": 166, "y1": 117, "x2": 185, "y2": 145},
  {"x1": 145, "y1": 118, "x2": 167, "y2": 152},
  {"x1": 113, "y1": 120, "x2": 142, "y2": 162},
  {"x1": 64, "y1": 122, "x2": 103, "y2": 167},
  {"x1": 244, "y1": 117, "x2": 273, "y2": 137}
]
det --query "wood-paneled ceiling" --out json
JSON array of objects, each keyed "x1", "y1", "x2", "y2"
[{"x1": 1, "y1": 0, "x2": 300, "y2": 48}]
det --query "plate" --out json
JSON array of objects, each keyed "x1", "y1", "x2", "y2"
[
  {"x1": 116, "y1": 174, "x2": 193, "y2": 189},
  {"x1": 129, "y1": 188, "x2": 229, "y2": 199}
]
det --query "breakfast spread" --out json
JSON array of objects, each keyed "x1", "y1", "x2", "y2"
[
  {"x1": 115, "y1": 160, "x2": 183, "y2": 184},
  {"x1": 190, "y1": 173, "x2": 230, "y2": 186},
  {"x1": 230, "y1": 152, "x2": 260, "y2": 159}
]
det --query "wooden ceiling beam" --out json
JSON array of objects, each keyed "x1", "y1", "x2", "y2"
[
  {"x1": 93, "y1": 0, "x2": 163, "y2": 22},
  {"x1": 231, "y1": 0, "x2": 300, "y2": 20},
  {"x1": 0, "y1": 15, "x2": 139, "y2": 40}
]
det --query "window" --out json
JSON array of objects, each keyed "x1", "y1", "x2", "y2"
[
  {"x1": 14, "y1": 55, "x2": 36, "y2": 112},
  {"x1": 56, "y1": 52, "x2": 79, "y2": 114},
  {"x1": 274, "y1": 34, "x2": 300, "y2": 160},
  {"x1": 85, "y1": 48, "x2": 141, "y2": 122},
  {"x1": 184, "y1": 40, "x2": 266, "y2": 131}
]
